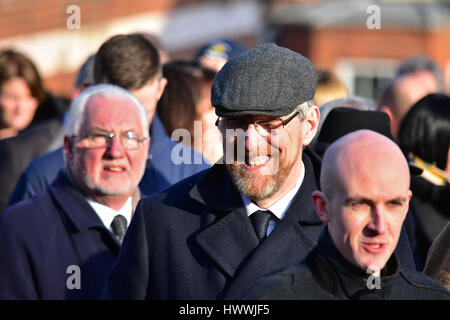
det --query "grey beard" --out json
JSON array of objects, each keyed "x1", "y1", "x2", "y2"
[{"x1": 227, "y1": 164, "x2": 281, "y2": 201}]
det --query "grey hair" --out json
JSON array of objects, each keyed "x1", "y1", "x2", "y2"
[
  {"x1": 318, "y1": 96, "x2": 375, "y2": 133},
  {"x1": 65, "y1": 84, "x2": 149, "y2": 137},
  {"x1": 296, "y1": 99, "x2": 315, "y2": 120}
]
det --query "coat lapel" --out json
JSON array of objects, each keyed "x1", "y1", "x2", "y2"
[
  {"x1": 48, "y1": 170, "x2": 121, "y2": 252},
  {"x1": 196, "y1": 207, "x2": 260, "y2": 278},
  {"x1": 191, "y1": 164, "x2": 260, "y2": 278}
]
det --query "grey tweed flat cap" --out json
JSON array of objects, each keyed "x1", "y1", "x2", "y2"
[{"x1": 212, "y1": 43, "x2": 316, "y2": 117}]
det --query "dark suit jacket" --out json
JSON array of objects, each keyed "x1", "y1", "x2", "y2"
[
  {"x1": 0, "y1": 170, "x2": 121, "y2": 299},
  {"x1": 0, "y1": 116, "x2": 65, "y2": 211},
  {"x1": 101, "y1": 151, "x2": 329, "y2": 299}
]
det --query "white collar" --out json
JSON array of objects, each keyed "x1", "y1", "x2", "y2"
[
  {"x1": 241, "y1": 160, "x2": 305, "y2": 220},
  {"x1": 86, "y1": 197, "x2": 133, "y2": 232}
]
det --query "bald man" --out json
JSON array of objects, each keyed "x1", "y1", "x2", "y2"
[
  {"x1": 378, "y1": 71, "x2": 438, "y2": 139},
  {"x1": 243, "y1": 130, "x2": 450, "y2": 300}
]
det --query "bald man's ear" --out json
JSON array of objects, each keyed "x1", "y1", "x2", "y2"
[
  {"x1": 302, "y1": 105, "x2": 320, "y2": 146},
  {"x1": 380, "y1": 106, "x2": 398, "y2": 138},
  {"x1": 312, "y1": 190, "x2": 330, "y2": 223}
]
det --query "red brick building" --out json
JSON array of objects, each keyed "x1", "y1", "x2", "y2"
[{"x1": 266, "y1": 0, "x2": 450, "y2": 99}]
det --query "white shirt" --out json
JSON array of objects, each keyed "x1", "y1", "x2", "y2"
[
  {"x1": 241, "y1": 161, "x2": 305, "y2": 236},
  {"x1": 86, "y1": 196, "x2": 133, "y2": 233}
]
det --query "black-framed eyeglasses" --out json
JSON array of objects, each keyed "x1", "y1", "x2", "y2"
[
  {"x1": 72, "y1": 130, "x2": 148, "y2": 150},
  {"x1": 215, "y1": 111, "x2": 299, "y2": 137}
]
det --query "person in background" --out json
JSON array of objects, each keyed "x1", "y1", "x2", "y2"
[
  {"x1": 377, "y1": 55, "x2": 442, "y2": 140},
  {"x1": 242, "y1": 130, "x2": 449, "y2": 300},
  {"x1": 0, "y1": 49, "x2": 41, "y2": 139},
  {"x1": 396, "y1": 55, "x2": 444, "y2": 92},
  {"x1": 157, "y1": 61, "x2": 222, "y2": 164},
  {"x1": 424, "y1": 222, "x2": 450, "y2": 291},
  {"x1": 397, "y1": 93, "x2": 450, "y2": 270},
  {"x1": 0, "y1": 49, "x2": 68, "y2": 139},
  {"x1": 0, "y1": 84, "x2": 150, "y2": 299},
  {"x1": 313, "y1": 69, "x2": 349, "y2": 108},
  {"x1": 0, "y1": 49, "x2": 74, "y2": 211},
  {"x1": 194, "y1": 38, "x2": 246, "y2": 72}
]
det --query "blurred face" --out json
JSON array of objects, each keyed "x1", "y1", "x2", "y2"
[
  {"x1": 66, "y1": 96, "x2": 149, "y2": 203},
  {"x1": 219, "y1": 106, "x2": 319, "y2": 207},
  {"x1": 314, "y1": 150, "x2": 412, "y2": 272},
  {"x1": 198, "y1": 56, "x2": 228, "y2": 72},
  {"x1": 131, "y1": 76, "x2": 167, "y2": 126},
  {"x1": 196, "y1": 93, "x2": 223, "y2": 164},
  {"x1": 0, "y1": 77, "x2": 39, "y2": 131}
]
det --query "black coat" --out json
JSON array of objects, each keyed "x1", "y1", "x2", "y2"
[
  {"x1": 409, "y1": 177, "x2": 450, "y2": 270},
  {"x1": 102, "y1": 149, "x2": 416, "y2": 299},
  {"x1": 0, "y1": 171, "x2": 121, "y2": 299},
  {"x1": 242, "y1": 230, "x2": 450, "y2": 300}
]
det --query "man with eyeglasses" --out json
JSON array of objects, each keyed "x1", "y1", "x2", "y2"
[
  {"x1": 102, "y1": 43, "x2": 326, "y2": 299},
  {"x1": 0, "y1": 84, "x2": 150, "y2": 299}
]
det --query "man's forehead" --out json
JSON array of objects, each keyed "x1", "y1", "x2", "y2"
[
  {"x1": 85, "y1": 95, "x2": 136, "y2": 113},
  {"x1": 82, "y1": 95, "x2": 141, "y2": 127}
]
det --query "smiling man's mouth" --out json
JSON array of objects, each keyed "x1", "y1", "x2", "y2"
[{"x1": 244, "y1": 155, "x2": 272, "y2": 168}]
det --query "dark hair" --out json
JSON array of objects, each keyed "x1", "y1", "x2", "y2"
[
  {"x1": 398, "y1": 93, "x2": 450, "y2": 170},
  {"x1": 396, "y1": 55, "x2": 443, "y2": 91},
  {"x1": 0, "y1": 49, "x2": 45, "y2": 103},
  {"x1": 94, "y1": 34, "x2": 161, "y2": 90},
  {"x1": 157, "y1": 61, "x2": 216, "y2": 143},
  {"x1": 74, "y1": 54, "x2": 96, "y2": 89}
]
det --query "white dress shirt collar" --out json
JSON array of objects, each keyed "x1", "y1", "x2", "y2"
[{"x1": 86, "y1": 197, "x2": 133, "y2": 232}]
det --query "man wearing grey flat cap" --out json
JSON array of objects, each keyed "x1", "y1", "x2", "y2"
[{"x1": 102, "y1": 44, "x2": 414, "y2": 300}]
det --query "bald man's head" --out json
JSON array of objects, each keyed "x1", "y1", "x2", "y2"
[
  {"x1": 314, "y1": 130, "x2": 412, "y2": 272},
  {"x1": 378, "y1": 71, "x2": 438, "y2": 138},
  {"x1": 321, "y1": 130, "x2": 410, "y2": 200}
]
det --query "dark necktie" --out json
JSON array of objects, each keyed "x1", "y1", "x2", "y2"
[
  {"x1": 111, "y1": 214, "x2": 128, "y2": 244},
  {"x1": 250, "y1": 210, "x2": 275, "y2": 241}
]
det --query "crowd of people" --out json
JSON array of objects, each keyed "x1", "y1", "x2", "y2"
[{"x1": 0, "y1": 33, "x2": 448, "y2": 300}]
